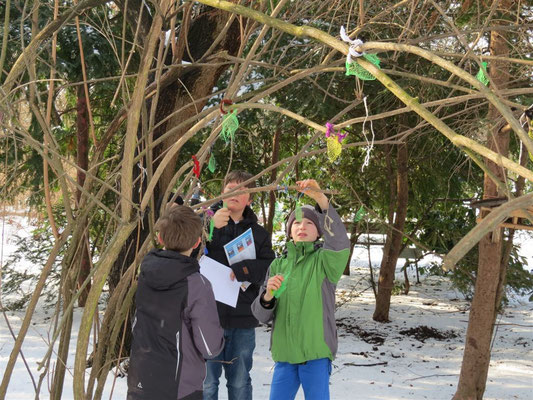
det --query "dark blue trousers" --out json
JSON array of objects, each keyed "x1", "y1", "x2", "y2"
[{"x1": 203, "y1": 328, "x2": 255, "y2": 400}]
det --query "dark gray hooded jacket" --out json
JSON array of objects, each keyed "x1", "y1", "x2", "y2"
[{"x1": 127, "y1": 249, "x2": 224, "y2": 400}]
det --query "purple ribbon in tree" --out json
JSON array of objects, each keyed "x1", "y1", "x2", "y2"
[{"x1": 325, "y1": 122, "x2": 348, "y2": 143}]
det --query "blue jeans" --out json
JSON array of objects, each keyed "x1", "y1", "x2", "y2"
[
  {"x1": 269, "y1": 358, "x2": 332, "y2": 400},
  {"x1": 203, "y1": 328, "x2": 255, "y2": 400}
]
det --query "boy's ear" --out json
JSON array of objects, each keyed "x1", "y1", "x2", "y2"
[
  {"x1": 192, "y1": 237, "x2": 201, "y2": 249},
  {"x1": 157, "y1": 232, "x2": 164, "y2": 246}
]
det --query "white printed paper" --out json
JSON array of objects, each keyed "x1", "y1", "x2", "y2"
[
  {"x1": 199, "y1": 255, "x2": 241, "y2": 308},
  {"x1": 223, "y1": 228, "x2": 255, "y2": 291}
]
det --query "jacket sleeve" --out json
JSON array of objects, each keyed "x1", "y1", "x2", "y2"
[
  {"x1": 317, "y1": 204, "x2": 351, "y2": 284},
  {"x1": 186, "y1": 274, "x2": 224, "y2": 359},
  {"x1": 229, "y1": 229, "x2": 275, "y2": 283},
  {"x1": 251, "y1": 264, "x2": 277, "y2": 323}
]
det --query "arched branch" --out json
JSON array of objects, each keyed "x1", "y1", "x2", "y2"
[
  {"x1": 192, "y1": 0, "x2": 533, "y2": 181},
  {"x1": 442, "y1": 193, "x2": 533, "y2": 270}
]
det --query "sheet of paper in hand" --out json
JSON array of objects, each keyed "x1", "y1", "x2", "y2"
[
  {"x1": 223, "y1": 228, "x2": 256, "y2": 291},
  {"x1": 199, "y1": 255, "x2": 241, "y2": 308}
]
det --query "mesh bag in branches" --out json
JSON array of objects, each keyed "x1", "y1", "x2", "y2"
[
  {"x1": 345, "y1": 53, "x2": 381, "y2": 80},
  {"x1": 221, "y1": 110, "x2": 239, "y2": 142},
  {"x1": 475, "y1": 62, "x2": 489, "y2": 86}
]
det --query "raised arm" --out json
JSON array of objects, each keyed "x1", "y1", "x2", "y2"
[
  {"x1": 296, "y1": 179, "x2": 329, "y2": 211},
  {"x1": 296, "y1": 179, "x2": 350, "y2": 251},
  {"x1": 295, "y1": 179, "x2": 350, "y2": 283},
  {"x1": 317, "y1": 204, "x2": 351, "y2": 283}
]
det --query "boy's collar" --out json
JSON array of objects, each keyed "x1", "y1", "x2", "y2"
[
  {"x1": 229, "y1": 204, "x2": 257, "y2": 223},
  {"x1": 286, "y1": 240, "x2": 319, "y2": 254},
  {"x1": 229, "y1": 210, "x2": 245, "y2": 222}
]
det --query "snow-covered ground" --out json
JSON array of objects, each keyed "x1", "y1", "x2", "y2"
[{"x1": 1, "y1": 214, "x2": 532, "y2": 399}]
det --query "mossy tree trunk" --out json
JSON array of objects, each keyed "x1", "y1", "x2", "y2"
[
  {"x1": 373, "y1": 141, "x2": 408, "y2": 322},
  {"x1": 453, "y1": 1, "x2": 513, "y2": 398}
]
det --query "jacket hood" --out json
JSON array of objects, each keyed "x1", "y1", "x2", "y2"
[{"x1": 140, "y1": 249, "x2": 199, "y2": 291}]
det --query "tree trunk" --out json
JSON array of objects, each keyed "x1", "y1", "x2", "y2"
[
  {"x1": 497, "y1": 141, "x2": 531, "y2": 304},
  {"x1": 453, "y1": 2, "x2": 512, "y2": 397},
  {"x1": 50, "y1": 303, "x2": 74, "y2": 400},
  {"x1": 403, "y1": 260, "x2": 410, "y2": 295},
  {"x1": 51, "y1": 83, "x2": 91, "y2": 398},
  {"x1": 453, "y1": 233, "x2": 503, "y2": 400},
  {"x1": 97, "y1": 6, "x2": 242, "y2": 374},
  {"x1": 373, "y1": 142, "x2": 408, "y2": 322},
  {"x1": 76, "y1": 84, "x2": 91, "y2": 307},
  {"x1": 50, "y1": 227, "x2": 83, "y2": 400},
  {"x1": 343, "y1": 222, "x2": 358, "y2": 275},
  {"x1": 108, "y1": 7, "x2": 241, "y2": 293}
]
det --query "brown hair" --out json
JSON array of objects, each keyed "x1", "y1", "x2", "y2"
[
  {"x1": 223, "y1": 171, "x2": 255, "y2": 197},
  {"x1": 154, "y1": 205, "x2": 202, "y2": 252}
]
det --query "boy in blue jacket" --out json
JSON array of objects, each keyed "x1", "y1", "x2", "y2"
[
  {"x1": 127, "y1": 205, "x2": 224, "y2": 400},
  {"x1": 252, "y1": 179, "x2": 350, "y2": 400}
]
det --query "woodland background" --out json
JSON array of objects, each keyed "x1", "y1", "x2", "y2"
[{"x1": 0, "y1": 1, "x2": 532, "y2": 399}]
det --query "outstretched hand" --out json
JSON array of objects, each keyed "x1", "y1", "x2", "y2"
[{"x1": 296, "y1": 179, "x2": 328, "y2": 210}]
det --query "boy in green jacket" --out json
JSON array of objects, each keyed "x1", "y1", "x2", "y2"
[{"x1": 251, "y1": 179, "x2": 350, "y2": 400}]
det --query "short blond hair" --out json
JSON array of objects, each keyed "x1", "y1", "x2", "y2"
[{"x1": 154, "y1": 205, "x2": 202, "y2": 252}]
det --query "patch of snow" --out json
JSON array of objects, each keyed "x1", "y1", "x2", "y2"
[{"x1": 1, "y1": 215, "x2": 532, "y2": 399}]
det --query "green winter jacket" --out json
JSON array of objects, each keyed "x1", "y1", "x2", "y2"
[{"x1": 252, "y1": 204, "x2": 350, "y2": 364}]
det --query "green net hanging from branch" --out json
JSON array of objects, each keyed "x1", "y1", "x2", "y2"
[
  {"x1": 325, "y1": 122, "x2": 348, "y2": 162},
  {"x1": 294, "y1": 193, "x2": 304, "y2": 222},
  {"x1": 294, "y1": 204, "x2": 303, "y2": 222},
  {"x1": 326, "y1": 136, "x2": 343, "y2": 162},
  {"x1": 273, "y1": 204, "x2": 283, "y2": 231},
  {"x1": 354, "y1": 205, "x2": 366, "y2": 222},
  {"x1": 345, "y1": 54, "x2": 381, "y2": 81},
  {"x1": 475, "y1": 62, "x2": 489, "y2": 86},
  {"x1": 208, "y1": 219, "x2": 215, "y2": 241},
  {"x1": 288, "y1": 188, "x2": 306, "y2": 225},
  {"x1": 208, "y1": 152, "x2": 216, "y2": 173},
  {"x1": 221, "y1": 110, "x2": 239, "y2": 142},
  {"x1": 204, "y1": 209, "x2": 215, "y2": 241}
]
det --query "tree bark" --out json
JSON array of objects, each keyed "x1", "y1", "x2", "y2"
[
  {"x1": 453, "y1": 1, "x2": 512, "y2": 398},
  {"x1": 76, "y1": 84, "x2": 91, "y2": 307},
  {"x1": 50, "y1": 84, "x2": 91, "y2": 398},
  {"x1": 373, "y1": 141, "x2": 408, "y2": 322},
  {"x1": 343, "y1": 222, "x2": 358, "y2": 276},
  {"x1": 50, "y1": 294, "x2": 74, "y2": 400},
  {"x1": 158, "y1": 11, "x2": 241, "y2": 191}
]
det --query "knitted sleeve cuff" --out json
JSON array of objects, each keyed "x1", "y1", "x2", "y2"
[{"x1": 259, "y1": 292, "x2": 276, "y2": 309}]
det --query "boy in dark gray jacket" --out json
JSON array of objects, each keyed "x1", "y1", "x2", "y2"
[{"x1": 127, "y1": 205, "x2": 224, "y2": 400}]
